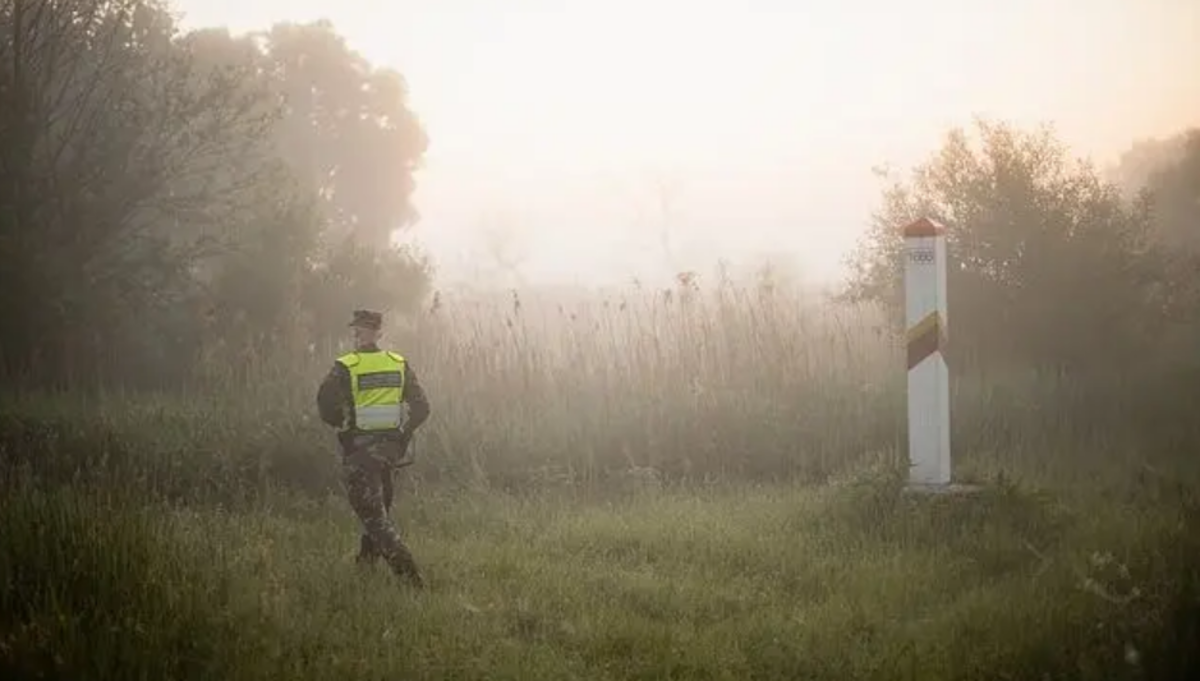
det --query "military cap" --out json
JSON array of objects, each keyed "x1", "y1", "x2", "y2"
[{"x1": 349, "y1": 309, "x2": 383, "y2": 330}]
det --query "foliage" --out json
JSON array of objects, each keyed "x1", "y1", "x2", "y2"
[
  {"x1": 8, "y1": 271, "x2": 1200, "y2": 503},
  {"x1": 1143, "y1": 129, "x2": 1200, "y2": 250},
  {"x1": 258, "y1": 19, "x2": 429, "y2": 249},
  {"x1": 0, "y1": 486, "x2": 264, "y2": 680},
  {"x1": 3, "y1": 2, "x2": 1200, "y2": 677},
  {"x1": 0, "y1": 277, "x2": 899, "y2": 500},
  {"x1": 1105, "y1": 127, "x2": 1200, "y2": 364},
  {"x1": 842, "y1": 119, "x2": 1163, "y2": 375},
  {"x1": 1140, "y1": 130, "x2": 1200, "y2": 336},
  {"x1": 5, "y1": 271, "x2": 1200, "y2": 676},
  {"x1": 2, "y1": 455, "x2": 1198, "y2": 680},
  {"x1": 0, "y1": 0, "x2": 431, "y2": 390}
]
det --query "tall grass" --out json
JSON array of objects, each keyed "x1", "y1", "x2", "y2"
[
  {"x1": 399, "y1": 279, "x2": 903, "y2": 489},
  {"x1": 3, "y1": 278, "x2": 905, "y2": 500},
  {"x1": 4, "y1": 275, "x2": 1200, "y2": 679},
  {"x1": 5, "y1": 274, "x2": 1199, "y2": 502}
]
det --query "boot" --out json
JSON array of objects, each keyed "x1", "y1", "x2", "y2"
[
  {"x1": 409, "y1": 564, "x2": 426, "y2": 589},
  {"x1": 356, "y1": 533, "x2": 380, "y2": 567},
  {"x1": 401, "y1": 566, "x2": 426, "y2": 589},
  {"x1": 388, "y1": 547, "x2": 425, "y2": 589}
]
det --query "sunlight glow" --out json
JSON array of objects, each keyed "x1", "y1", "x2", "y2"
[{"x1": 174, "y1": 0, "x2": 1200, "y2": 291}]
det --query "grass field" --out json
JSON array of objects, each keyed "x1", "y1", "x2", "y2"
[
  {"x1": 2, "y1": 281, "x2": 1199, "y2": 679},
  {"x1": 3, "y1": 465, "x2": 1197, "y2": 680}
]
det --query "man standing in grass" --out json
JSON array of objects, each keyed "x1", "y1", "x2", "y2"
[{"x1": 316, "y1": 309, "x2": 431, "y2": 588}]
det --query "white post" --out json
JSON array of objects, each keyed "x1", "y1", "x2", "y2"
[{"x1": 903, "y1": 217, "x2": 950, "y2": 486}]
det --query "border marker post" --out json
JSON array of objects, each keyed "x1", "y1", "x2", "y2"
[{"x1": 903, "y1": 217, "x2": 951, "y2": 487}]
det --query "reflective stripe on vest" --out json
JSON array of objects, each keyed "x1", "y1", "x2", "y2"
[{"x1": 336, "y1": 350, "x2": 407, "y2": 432}]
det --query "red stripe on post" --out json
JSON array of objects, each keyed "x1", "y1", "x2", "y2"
[
  {"x1": 902, "y1": 217, "x2": 945, "y2": 238},
  {"x1": 906, "y1": 326, "x2": 943, "y2": 370}
]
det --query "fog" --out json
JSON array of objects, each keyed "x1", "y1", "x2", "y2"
[
  {"x1": 170, "y1": 0, "x2": 1200, "y2": 291},
  {"x1": 5, "y1": 2, "x2": 1200, "y2": 676}
]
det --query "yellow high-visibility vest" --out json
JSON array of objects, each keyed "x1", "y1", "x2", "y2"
[{"x1": 335, "y1": 350, "x2": 407, "y2": 432}]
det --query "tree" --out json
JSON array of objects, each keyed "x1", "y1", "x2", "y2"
[
  {"x1": 194, "y1": 170, "x2": 323, "y2": 377},
  {"x1": 842, "y1": 118, "x2": 1162, "y2": 375},
  {"x1": 256, "y1": 20, "x2": 429, "y2": 251},
  {"x1": 1143, "y1": 129, "x2": 1200, "y2": 250},
  {"x1": 1110, "y1": 129, "x2": 1195, "y2": 203},
  {"x1": 0, "y1": 5, "x2": 435, "y2": 391},
  {"x1": 0, "y1": 0, "x2": 279, "y2": 387},
  {"x1": 301, "y1": 238, "x2": 433, "y2": 358},
  {"x1": 242, "y1": 19, "x2": 434, "y2": 351},
  {"x1": 1137, "y1": 129, "x2": 1200, "y2": 336}
]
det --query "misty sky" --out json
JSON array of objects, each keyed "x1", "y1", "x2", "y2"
[{"x1": 172, "y1": 0, "x2": 1200, "y2": 290}]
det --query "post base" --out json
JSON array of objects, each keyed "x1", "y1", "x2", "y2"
[{"x1": 902, "y1": 482, "x2": 985, "y2": 496}]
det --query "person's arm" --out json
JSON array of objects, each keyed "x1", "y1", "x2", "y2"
[
  {"x1": 316, "y1": 362, "x2": 351, "y2": 429},
  {"x1": 401, "y1": 362, "x2": 430, "y2": 437}
]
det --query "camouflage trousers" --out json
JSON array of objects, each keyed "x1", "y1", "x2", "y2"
[{"x1": 341, "y1": 436, "x2": 424, "y2": 588}]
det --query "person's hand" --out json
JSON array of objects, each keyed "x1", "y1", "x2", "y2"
[{"x1": 393, "y1": 429, "x2": 415, "y2": 467}]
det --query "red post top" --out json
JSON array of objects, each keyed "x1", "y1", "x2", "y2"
[{"x1": 902, "y1": 217, "x2": 945, "y2": 238}]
